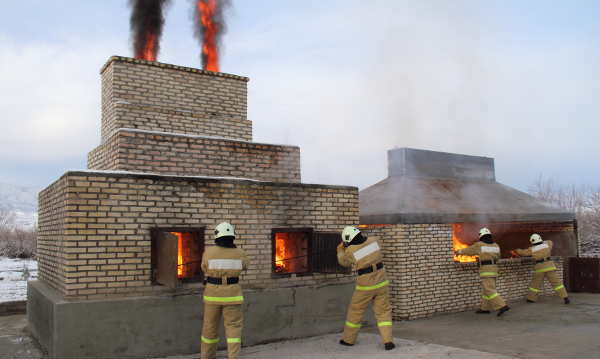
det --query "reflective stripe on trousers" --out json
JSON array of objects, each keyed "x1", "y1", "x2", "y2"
[
  {"x1": 356, "y1": 280, "x2": 389, "y2": 291},
  {"x1": 203, "y1": 295, "x2": 244, "y2": 303},
  {"x1": 345, "y1": 321, "x2": 361, "y2": 328},
  {"x1": 201, "y1": 336, "x2": 219, "y2": 344},
  {"x1": 482, "y1": 292, "x2": 499, "y2": 300}
]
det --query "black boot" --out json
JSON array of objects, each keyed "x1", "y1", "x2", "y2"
[
  {"x1": 339, "y1": 340, "x2": 354, "y2": 346},
  {"x1": 475, "y1": 309, "x2": 491, "y2": 314},
  {"x1": 497, "y1": 305, "x2": 510, "y2": 317},
  {"x1": 526, "y1": 299, "x2": 536, "y2": 303},
  {"x1": 564, "y1": 297, "x2": 570, "y2": 304},
  {"x1": 384, "y1": 342, "x2": 396, "y2": 350}
]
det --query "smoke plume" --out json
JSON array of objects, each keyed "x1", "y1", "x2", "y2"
[
  {"x1": 194, "y1": 0, "x2": 231, "y2": 71},
  {"x1": 129, "y1": 0, "x2": 171, "y2": 61}
]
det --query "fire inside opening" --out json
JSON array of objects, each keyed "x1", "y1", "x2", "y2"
[
  {"x1": 452, "y1": 224, "x2": 478, "y2": 263},
  {"x1": 153, "y1": 229, "x2": 205, "y2": 288},
  {"x1": 274, "y1": 231, "x2": 309, "y2": 274},
  {"x1": 171, "y1": 232, "x2": 203, "y2": 279}
]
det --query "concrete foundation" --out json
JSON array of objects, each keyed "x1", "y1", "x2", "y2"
[{"x1": 27, "y1": 280, "x2": 373, "y2": 359}]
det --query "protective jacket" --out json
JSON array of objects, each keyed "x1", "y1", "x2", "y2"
[
  {"x1": 457, "y1": 241, "x2": 507, "y2": 311},
  {"x1": 337, "y1": 236, "x2": 393, "y2": 344},
  {"x1": 515, "y1": 240, "x2": 568, "y2": 300},
  {"x1": 200, "y1": 245, "x2": 249, "y2": 359},
  {"x1": 201, "y1": 245, "x2": 249, "y2": 305}
]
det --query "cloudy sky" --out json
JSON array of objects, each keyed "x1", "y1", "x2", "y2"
[{"x1": 1, "y1": 0, "x2": 599, "y2": 193}]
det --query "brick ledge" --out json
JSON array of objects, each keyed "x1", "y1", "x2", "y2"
[{"x1": 100, "y1": 55, "x2": 250, "y2": 82}]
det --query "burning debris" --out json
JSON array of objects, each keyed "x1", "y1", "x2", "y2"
[
  {"x1": 129, "y1": 0, "x2": 171, "y2": 61},
  {"x1": 194, "y1": 0, "x2": 231, "y2": 72}
]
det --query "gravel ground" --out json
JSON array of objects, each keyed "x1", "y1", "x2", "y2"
[
  {"x1": 0, "y1": 257, "x2": 37, "y2": 303},
  {"x1": 150, "y1": 333, "x2": 515, "y2": 359}
]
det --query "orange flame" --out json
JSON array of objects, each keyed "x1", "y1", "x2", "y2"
[
  {"x1": 197, "y1": 0, "x2": 220, "y2": 71},
  {"x1": 171, "y1": 232, "x2": 184, "y2": 277},
  {"x1": 274, "y1": 233, "x2": 288, "y2": 272},
  {"x1": 453, "y1": 224, "x2": 477, "y2": 263},
  {"x1": 136, "y1": 32, "x2": 158, "y2": 61}
]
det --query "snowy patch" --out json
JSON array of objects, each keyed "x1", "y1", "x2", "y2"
[{"x1": 0, "y1": 257, "x2": 38, "y2": 303}]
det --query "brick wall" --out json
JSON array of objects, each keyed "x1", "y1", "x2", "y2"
[
  {"x1": 37, "y1": 177, "x2": 68, "y2": 293},
  {"x1": 37, "y1": 171, "x2": 358, "y2": 299},
  {"x1": 363, "y1": 224, "x2": 566, "y2": 320},
  {"x1": 100, "y1": 57, "x2": 251, "y2": 143},
  {"x1": 87, "y1": 129, "x2": 301, "y2": 183}
]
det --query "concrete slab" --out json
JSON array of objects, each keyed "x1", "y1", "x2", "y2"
[
  {"x1": 151, "y1": 333, "x2": 515, "y2": 359},
  {"x1": 27, "y1": 280, "x2": 373, "y2": 359},
  {"x1": 0, "y1": 314, "x2": 44, "y2": 359},
  {"x1": 368, "y1": 293, "x2": 600, "y2": 359}
]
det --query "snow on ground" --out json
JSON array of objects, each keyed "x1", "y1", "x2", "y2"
[{"x1": 0, "y1": 257, "x2": 38, "y2": 303}]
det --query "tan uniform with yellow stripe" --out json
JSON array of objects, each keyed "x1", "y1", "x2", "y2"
[
  {"x1": 515, "y1": 240, "x2": 568, "y2": 301},
  {"x1": 337, "y1": 236, "x2": 393, "y2": 345},
  {"x1": 457, "y1": 242, "x2": 507, "y2": 311},
  {"x1": 200, "y1": 245, "x2": 249, "y2": 359}
]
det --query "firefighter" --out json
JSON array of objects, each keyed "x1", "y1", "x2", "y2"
[
  {"x1": 200, "y1": 222, "x2": 249, "y2": 359},
  {"x1": 337, "y1": 226, "x2": 395, "y2": 351},
  {"x1": 455, "y1": 227, "x2": 510, "y2": 316},
  {"x1": 514, "y1": 233, "x2": 570, "y2": 304}
]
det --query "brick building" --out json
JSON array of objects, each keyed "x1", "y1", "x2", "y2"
[{"x1": 29, "y1": 57, "x2": 359, "y2": 359}]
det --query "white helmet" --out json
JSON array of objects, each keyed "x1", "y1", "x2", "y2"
[
  {"x1": 530, "y1": 233, "x2": 543, "y2": 245},
  {"x1": 214, "y1": 222, "x2": 235, "y2": 239},
  {"x1": 341, "y1": 226, "x2": 361, "y2": 244},
  {"x1": 479, "y1": 227, "x2": 492, "y2": 239}
]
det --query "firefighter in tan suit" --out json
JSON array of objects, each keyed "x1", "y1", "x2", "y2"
[
  {"x1": 514, "y1": 234, "x2": 570, "y2": 304},
  {"x1": 337, "y1": 226, "x2": 395, "y2": 351},
  {"x1": 456, "y1": 228, "x2": 511, "y2": 316},
  {"x1": 200, "y1": 222, "x2": 249, "y2": 359}
]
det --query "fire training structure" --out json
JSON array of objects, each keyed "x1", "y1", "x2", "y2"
[
  {"x1": 29, "y1": 56, "x2": 359, "y2": 359},
  {"x1": 359, "y1": 148, "x2": 578, "y2": 319}
]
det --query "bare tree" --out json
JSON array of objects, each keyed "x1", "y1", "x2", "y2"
[
  {"x1": 0, "y1": 207, "x2": 15, "y2": 231},
  {"x1": 0, "y1": 208, "x2": 36, "y2": 258},
  {"x1": 528, "y1": 175, "x2": 600, "y2": 256}
]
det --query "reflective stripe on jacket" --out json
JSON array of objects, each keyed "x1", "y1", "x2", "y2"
[
  {"x1": 201, "y1": 245, "x2": 249, "y2": 305},
  {"x1": 515, "y1": 240, "x2": 557, "y2": 273},
  {"x1": 337, "y1": 236, "x2": 388, "y2": 290},
  {"x1": 457, "y1": 241, "x2": 501, "y2": 278}
]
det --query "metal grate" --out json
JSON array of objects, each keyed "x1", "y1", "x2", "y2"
[{"x1": 312, "y1": 232, "x2": 350, "y2": 274}]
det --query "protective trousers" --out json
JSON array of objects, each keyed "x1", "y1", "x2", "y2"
[
  {"x1": 480, "y1": 277, "x2": 506, "y2": 311},
  {"x1": 527, "y1": 270, "x2": 568, "y2": 301},
  {"x1": 342, "y1": 285, "x2": 393, "y2": 344},
  {"x1": 201, "y1": 303, "x2": 243, "y2": 359}
]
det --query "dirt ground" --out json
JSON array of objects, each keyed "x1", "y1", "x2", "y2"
[{"x1": 1, "y1": 293, "x2": 599, "y2": 359}]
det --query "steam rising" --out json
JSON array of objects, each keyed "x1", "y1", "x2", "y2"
[{"x1": 129, "y1": 0, "x2": 171, "y2": 61}]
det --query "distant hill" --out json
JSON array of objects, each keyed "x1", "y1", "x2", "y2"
[{"x1": 0, "y1": 182, "x2": 39, "y2": 228}]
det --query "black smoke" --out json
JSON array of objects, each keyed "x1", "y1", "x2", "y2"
[{"x1": 129, "y1": 0, "x2": 172, "y2": 60}]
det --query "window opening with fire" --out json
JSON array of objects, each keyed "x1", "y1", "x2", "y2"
[
  {"x1": 452, "y1": 222, "x2": 573, "y2": 263},
  {"x1": 272, "y1": 228, "x2": 349, "y2": 275},
  {"x1": 151, "y1": 228, "x2": 205, "y2": 288}
]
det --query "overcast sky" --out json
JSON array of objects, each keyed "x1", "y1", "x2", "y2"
[{"x1": 1, "y1": 0, "x2": 599, "y2": 193}]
